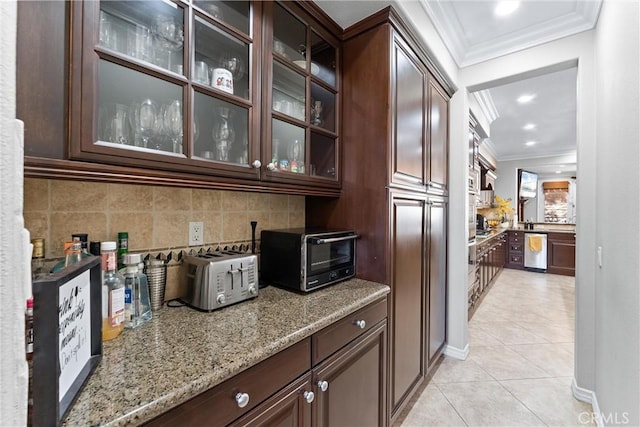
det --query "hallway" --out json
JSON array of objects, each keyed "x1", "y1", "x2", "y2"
[{"x1": 397, "y1": 269, "x2": 593, "y2": 426}]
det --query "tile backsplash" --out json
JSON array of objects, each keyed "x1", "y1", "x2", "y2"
[{"x1": 23, "y1": 178, "x2": 305, "y2": 300}]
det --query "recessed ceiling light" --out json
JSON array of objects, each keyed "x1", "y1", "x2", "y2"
[
  {"x1": 525, "y1": 141, "x2": 536, "y2": 146},
  {"x1": 494, "y1": 1, "x2": 520, "y2": 17},
  {"x1": 517, "y1": 94, "x2": 536, "y2": 104},
  {"x1": 557, "y1": 164, "x2": 565, "y2": 167},
  {"x1": 555, "y1": 171, "x2": 562, "y2": 174},
  {"x1": 523, "y1": 123, "x2": 536, "y2": 130}
]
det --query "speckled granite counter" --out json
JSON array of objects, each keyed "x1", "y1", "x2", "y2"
[{"x1": 62, "y1": 279, "x2": 390, "y2": 426}]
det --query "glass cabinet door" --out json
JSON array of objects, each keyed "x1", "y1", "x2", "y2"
[
  {"x1": 265, "y1": 2, "x2": 339, "y2": 185},
  {"x1": 98, "y1": 60, "x2": 184, "y2": 155},
  {"x1": 99, "y1": 1, "x2": 184, "y2": 74},
  {"x1": 79, "y1": 0, "x2": 258, "y2": 178}
]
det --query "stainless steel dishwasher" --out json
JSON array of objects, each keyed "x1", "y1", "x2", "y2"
[{"x1": 524, "y1": 233, "x2": 547, "y2": 270}]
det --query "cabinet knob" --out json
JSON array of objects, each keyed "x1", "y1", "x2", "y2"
[
  {"x1": 267, "y1": 162, "x2": 277, "y2": 171},
  {"x1": 317, "y1": 380, "x2": 329, "y2": 392},
  {"x1": 252, "y1": 160, "x2": 262, "y2": 168},
  {"x1": 354, "y1": 319, "x2": 366, "y2": 329},
  {"x1": 235, "y1": 392, "x2": 250, "y2": 408},
  {"x1": 303, "y1": 390, "x2": 315, "y2": 404}
]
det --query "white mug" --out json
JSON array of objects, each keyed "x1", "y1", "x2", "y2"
[{"x1": 211, "y1": 68, "x2": 233, "y2": 94}]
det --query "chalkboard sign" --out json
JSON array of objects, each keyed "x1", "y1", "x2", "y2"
[{"x1": 31, "y1": 256, "x2": 102, "y2": 427}]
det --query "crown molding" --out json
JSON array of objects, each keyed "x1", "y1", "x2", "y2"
[
  {"x1": 472, "y1": 90, "x2": 500, "y2": 124},
  {"x1": 480, "y1": 138, "x2": 499, "y2": 160},
  {"x1": 420, "y1": 0, "x2": 603, "y2": 68},
  {"x1": 497, "y1": 149, "x2": 578, "y2": 162},
  {"x1": 419, "y1": 0, "x2": 467, "y2": 66}
]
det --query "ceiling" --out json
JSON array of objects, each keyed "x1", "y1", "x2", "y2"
[{"x1": 316, "y1": 1, "x2": 602, "y2": 176}]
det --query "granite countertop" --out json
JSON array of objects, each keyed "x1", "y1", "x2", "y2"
[{"x1": 62, "y1": 279, "x2": 389, "y2": 427}]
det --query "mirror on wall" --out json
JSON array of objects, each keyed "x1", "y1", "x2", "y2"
[{"x1": 517, "y1": 168, "x2": 576, "y2": 224}]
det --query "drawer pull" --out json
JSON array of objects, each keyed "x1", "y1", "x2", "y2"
[
  {"x1": 354, "y1": 319, "x2": 366, "y2": 329},
  {"x1": 303, "y1": 390, "x2": 315, "y2": 403},
  {"x1": 235, "y1": 392, "x2": 250, "y2": 408},
  {"x1": 317, "y1": 380, "x2": 329, "y2": 392}
]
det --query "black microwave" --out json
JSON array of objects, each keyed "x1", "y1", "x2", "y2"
[{"x1": 260, "y1": 228, "x2": 357, "y2": 292}]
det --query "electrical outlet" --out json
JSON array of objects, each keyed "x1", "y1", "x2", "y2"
[{"x1": 189, "y1": 221, "x2": 204, "y2": 246}]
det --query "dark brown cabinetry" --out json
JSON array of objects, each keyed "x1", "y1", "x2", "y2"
[
  {"x1": 307, "y1": 8, "x2": 451, "y2": 422},
  {"x1": 427, "y1": 198, "x2": 447, "y2": 366},
  {"x1": 547, "y1": 232, "x2": 576, "y2": 276},
  {"x1": 469, "y1": 232, "x2": 506, "y2": 317},
  {"x1": 17, "y1": 1, "x2": 341, "y2": 195},
  {"x1": 147, "y1": 298, "x2": 387, "y2": 427},
  {"x1": 506, "y1": 230, "x2": 525, "y2": 269},
  {"x1": 389, "y1": 194, "x2": 426, "y2": 411}
]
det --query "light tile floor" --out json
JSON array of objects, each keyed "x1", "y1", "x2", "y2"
[{"x1": 396, "y1": 269, "x2": 593, "y2": 427}]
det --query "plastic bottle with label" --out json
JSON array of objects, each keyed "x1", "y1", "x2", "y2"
[
  {"x1": 101, "y1": 241, "x2": 125, "y2": 341},
  {"x1": 123, "y1": 253, "x2": 152, "y2": 328}
]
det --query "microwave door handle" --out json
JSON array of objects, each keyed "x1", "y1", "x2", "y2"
[{"x1": 310, "y1": 235, "x2": 359, "y2": 245}]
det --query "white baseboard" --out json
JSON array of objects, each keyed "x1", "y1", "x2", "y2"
[
  {"x1": 443, "y1": 343, "x2": 469, "y2": 360},
  {"x1": 572, "y1": 377, "x2": 602, "y2": 427}
]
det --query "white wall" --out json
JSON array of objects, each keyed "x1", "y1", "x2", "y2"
[
  {"x1": 458, "y1": 30, "x2": 598, "y2": 393},
  {"x1": 593, "y1": 1, "x2": 640, "y2": 424},
  {"x1": 0, "y1": 1, "x2": 28, "y2": 424}
]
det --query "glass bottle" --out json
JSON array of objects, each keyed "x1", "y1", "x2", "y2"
[
  {"x1": 101, "y1": 241, "x2": 125, "y2": 341},
  {"x1": 31, "y1": 238, "x2": 45, "y2": 278},
  {"x1": 64, "y1": 239, "x2": 83, "y2": 267},
  {"x1": 122, "y1": 253, "x2": 152, "y2": 328},
  {"x1": 117, "y1": 232, "x2": 128, "y2": 269}
]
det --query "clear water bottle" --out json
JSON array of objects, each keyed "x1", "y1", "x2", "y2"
[{"x1": 122, "y1": 253, "x2": 152, "y2": 328}]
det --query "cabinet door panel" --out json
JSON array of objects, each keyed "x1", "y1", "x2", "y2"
[
  {"x1": 428, "y1": 79, "x2": 449, "y2": 192},
  {"x1": 427, "y1": 199, "x2": 447, "y2": 365},
  {"x1": 231, "y1": 374, "x2": 312, "y2": 427},
  {"x1": 314, "y1": 322, "x2": 387, "y2": 427},
  {"x1": 391, "y1": 40, "x2": 425, "y2": 188},
  {"x1": 390, "y1": 196, "x2": 425, "y2": 411}
]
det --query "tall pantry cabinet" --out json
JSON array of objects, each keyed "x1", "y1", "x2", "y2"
[{"x1": 306, "y1": 7, "x2": 451, "y2": 422}]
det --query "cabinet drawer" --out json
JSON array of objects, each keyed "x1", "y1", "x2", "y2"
[
  {"x1": 509, "y1": 231, "x2": 523, "y2": 242},
  {"x1": 509, "y1": 244, "x2": 523, "y2": 252},
  {"x1": 509, "y1": 255, "x2": 523, "y2": 264},
  {"x1": 146, "y1": 338, "x2": 311, "y2": 427},
  {"x1": 312, "y1": 298, "x2": 387, "y2": 366}
]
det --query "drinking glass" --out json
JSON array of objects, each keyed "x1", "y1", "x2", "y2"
[
  {"x1": 311, "y1": 100, "x2": 323, "y2": 126},
  {"x1": 127, "y1": 24, "x2": 152, "y2": 62},
  {"x1": 164, "y1": 100, "x2": 183, "y2": 154},
  {"x1": 109, "y1": 103, "x2": 130, "y2": 145},
  {"x1": 129, "y1": 99, "x2": 158, "y2": 148},
  {"x1": 194, "y1": 61, "x2": 209, "y2": 85},
  {"x1": 212, "y1": 107, "x2": 235, "y2": 162}
]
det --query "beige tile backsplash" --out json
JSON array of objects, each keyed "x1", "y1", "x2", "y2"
[{"x1": 24, "y1": 178, "x2": 305, "y2": 300}]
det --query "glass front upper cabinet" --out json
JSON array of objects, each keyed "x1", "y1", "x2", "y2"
[
  {"x1": 86, "y1": 0, "x2": 258, "y2": 176},
  {"x1": 266, "y1": 2, "x2": 339, "y2": 183}
]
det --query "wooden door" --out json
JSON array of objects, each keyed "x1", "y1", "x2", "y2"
[
  {"x1": 389, "y1": 194, "x2": 425, "y2": 413},
  {"x1": 390, "y1": 36, "x2": 426, "y2": 190},
  {"x1": 313, "y1": 322, "x2": 387, "y2": 427},
  {"x1": 427, "y1": 77, "x2": 449, "y2": 194},
  {"x1": 232, "y1": 375, "x2": 312, "y2": 427},
  {"x1": 427, "y1": 198, "x2": 447, "y2": 366}
]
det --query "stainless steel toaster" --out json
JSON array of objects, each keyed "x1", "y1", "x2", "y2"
[{"x1": 181, "y1": 251, "x2": 258, "y2": 311}]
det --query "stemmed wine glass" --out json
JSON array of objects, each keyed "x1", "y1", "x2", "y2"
[
  {"x1": 129, "y1": 99, "x2": 158, "y2": 148},
  {"x1": 212, "y1": 107, "x2": 235, "y2": 162},
  {"x1": 164, "y1": 100, "x2": 183, "y2": 154}
]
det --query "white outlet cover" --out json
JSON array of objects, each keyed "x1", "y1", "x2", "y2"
[{"x1": 189, "y1": 221, "x2": 204, "y2": 246}]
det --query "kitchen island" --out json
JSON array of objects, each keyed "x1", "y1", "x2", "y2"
[{"x1": 61, "y1": 279, "x2": 390, "y2": 426}]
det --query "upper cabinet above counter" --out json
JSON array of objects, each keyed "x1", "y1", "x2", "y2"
[{"x1": 17, "y1": 0, "x2": 342, "y2": 196}]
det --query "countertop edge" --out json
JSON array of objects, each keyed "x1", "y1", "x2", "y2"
[{"x1": 102, "y1": 284, "x2": 391, "y2": 426}]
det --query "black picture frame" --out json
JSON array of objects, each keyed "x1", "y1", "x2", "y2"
[{"x1": 31, "y1": 256, "x2": 102, "y2": 427}]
